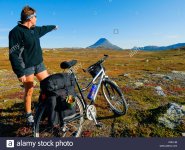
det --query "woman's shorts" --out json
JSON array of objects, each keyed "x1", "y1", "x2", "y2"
[{"x1": 24, "y1": 62, "x2": 46, "y2": 76}]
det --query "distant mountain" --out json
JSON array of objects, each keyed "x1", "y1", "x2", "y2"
[
  {"x1": 87, "y1": 38, "x2": 123, "y2": 50},
  {"x1": 132, "y1": 43, "x2": 185, "y2": 51}
]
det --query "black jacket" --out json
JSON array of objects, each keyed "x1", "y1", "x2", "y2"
[{"x1": 9, "y1": 23, "x2": 56, "y2": 78}]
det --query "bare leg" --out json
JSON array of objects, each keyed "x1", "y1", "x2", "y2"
[
  {"x1": 36, "y1": 70, "x2": 49, "y2": 81},
  {"x1": 24, "y1": 74, "x2": 34, "y2": 113},
  {"x1": 23, "y1": 70, "x2": 49, "y2": 113}
]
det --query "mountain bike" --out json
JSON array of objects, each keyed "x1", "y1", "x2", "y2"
[{"x1": 33, "y1": 55, "x2": 128, "y2": 137}]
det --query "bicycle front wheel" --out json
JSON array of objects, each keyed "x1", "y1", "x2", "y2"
[
  {"x1": 102, "y1": 79, "x2": 128, "y2": 115},
  {"x1": 34, "y1": 96, "x2": 84, "y2": 137}
]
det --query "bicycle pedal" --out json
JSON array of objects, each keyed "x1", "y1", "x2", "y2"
[{"x1": 96, "y1": 122, "x2": 104, "y2": 128}]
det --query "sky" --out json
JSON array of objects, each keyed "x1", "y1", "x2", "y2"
[{"x1": 0, "y1": 0, "x2": 185, "y2": 49}]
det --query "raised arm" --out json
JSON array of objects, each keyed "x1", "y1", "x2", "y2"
[{"x1": 35, "y1": 25, "x2": 57, "y2": 38}]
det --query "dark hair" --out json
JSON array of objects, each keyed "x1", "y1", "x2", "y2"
[{"x1": 21, "y1": 5, "x2": 36, "y2": 23}]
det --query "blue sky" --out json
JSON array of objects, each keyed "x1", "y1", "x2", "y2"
[{"x1": 0, "y1": 0, "x2": 185, "y2": 49}]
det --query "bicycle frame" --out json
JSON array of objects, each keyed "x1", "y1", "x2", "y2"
[{"x1": 68, "y1": 64, "x2": 108, "y2": 110}]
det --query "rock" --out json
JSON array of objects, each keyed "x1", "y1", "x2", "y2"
[
  {"x1": 153, "y1": 73, "x2": 173, "y2": 81},
  {"x1": 145, "y1": 59, "x2": 149, "y2": 63},
  {"x1": 158, "y1": 103, "x2": 185, "y2": 129},
  {"x1": 3, "y1": 100, "x2": 8, "y2": 103},
  {"x1": 155, "y1": 86, "x2": 162, "y2": 91},
  {"x1": 134, "y1": 82, "x2": 144, "y2": 88},
  {"x1": 123, "y1": 73, "x2": 130, "y2": 77},
  {"x1": 182, "y1": 105, "x2": 185, "y2": 113},
  {"x1": 168, "y1": 71, "x2": 185, "y2": 80},
  {"x1": 171, "y1": 71, "x2": 185, "y2": 75},
  {"x1": 163, "y1": 75, "x2": 173, "y2": 81},
  {"x1": 155, "y1": 86, "x2": 166, "y2": 96},
  {"x1": 153, "y1": 74, "x2": 165, "y2": 78},
  {"x1": 158, "y1": 117, "x2": 175, "y2": 129},
  {"x1": 143, "y1": 80, "x2": 149, "y2": 83},
  {"x1": 119, "y1": 73, "x2": 131, "y2": 78}
]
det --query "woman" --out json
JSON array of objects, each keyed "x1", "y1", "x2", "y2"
[{"x1": 9, "y1": 6, "x2": 58, "y2": 126}]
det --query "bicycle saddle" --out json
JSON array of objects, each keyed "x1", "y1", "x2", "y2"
[{"x1": 60, "y1": 60, "x2": 77, "y2": 69}]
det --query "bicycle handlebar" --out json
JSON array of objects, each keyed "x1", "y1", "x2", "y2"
[
  {"x1": 96, "y1": 54, "x2": 109, "y2": 65},
  {"x1": 83, "y1": 54, "x2": 109, "y2": 72}
]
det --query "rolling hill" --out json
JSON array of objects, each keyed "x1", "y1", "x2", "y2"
[
  {"x1": 132, "y1": 43, "x2": 185, "y2": 51},
  {"x1": 87, "y1": 38, "x2": 123, "y2": 50}
]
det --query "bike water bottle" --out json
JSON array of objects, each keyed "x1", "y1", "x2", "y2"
[{"x1": 87, "y1": 84, "x2": 97, "y2": 100}]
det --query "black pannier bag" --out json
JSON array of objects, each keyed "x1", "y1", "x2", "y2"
[
  {"x1": 88, "y1": 65, "x2": 101, "y2": 78},
  {"x1": 40, "y1": 73, "x2": 76, "y2": 92},
  {"x1": 39, "y1": 73, "x2": 76, "y2": 126}
]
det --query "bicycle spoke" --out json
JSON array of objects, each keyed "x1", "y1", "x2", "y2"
[
  {"x1": 102, "y1": 79, "x2": 128, "y2": 115},
  {"x1": 34, "y1": 96, "x2": 84, "y2": 137},
  {"x1": 63, "y1": 120, "x2": 80, "y2": 137}
]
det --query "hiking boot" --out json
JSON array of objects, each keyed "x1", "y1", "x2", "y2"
[{"x1": 26, "y1": 113, "x2": 34, "y2": 126}]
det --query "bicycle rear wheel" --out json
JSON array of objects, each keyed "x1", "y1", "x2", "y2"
[
  {"x1": 102, "y1": 79, "x2": 128, "y2": 115},
  {"x1": 33, "y1": 96, "x2": 84, "y2": 137}
]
